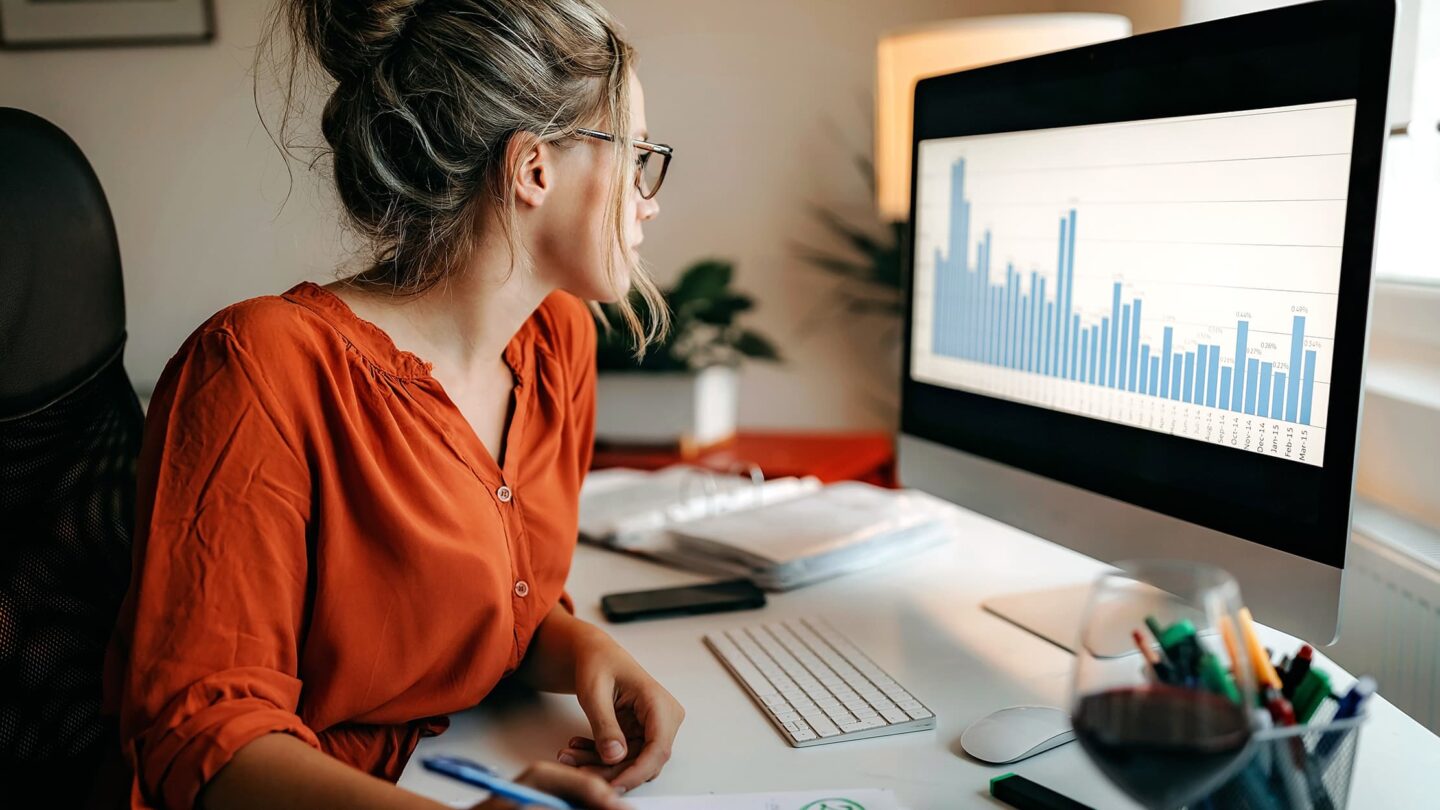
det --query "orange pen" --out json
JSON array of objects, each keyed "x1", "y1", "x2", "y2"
[{"x1": 1237, "y1": 607, "x2": 1283, "y2": 692}]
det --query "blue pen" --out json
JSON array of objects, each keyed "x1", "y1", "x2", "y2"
[
  {"x1": 1334, "y1": 676, "x2": 1376, "y2": 720},
  {"x1": 1316, "y1": 676, "x2": 1376, "y2": 761},
  {"x1": 423, "y1": 756, "x2": 573, "y2": 809}
]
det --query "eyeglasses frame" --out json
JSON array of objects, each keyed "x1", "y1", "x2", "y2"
[{"x1": 575, "y1": 127, "x2": 673, "y2": 200}]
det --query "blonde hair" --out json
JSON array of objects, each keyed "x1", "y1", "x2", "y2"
[{"x1": 259, "y1": 0, "x2": 667, "y2": 347}]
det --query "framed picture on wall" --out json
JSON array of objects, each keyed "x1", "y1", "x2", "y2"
[{"x1": 0, "y1": 0, "x2": 214, "y2": 49}]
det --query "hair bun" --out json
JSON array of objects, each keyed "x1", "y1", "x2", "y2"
[{"x1": 301, "y1": 0, "x2": 424, "y2": 81}]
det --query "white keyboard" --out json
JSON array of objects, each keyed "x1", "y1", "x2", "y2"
[{"x1": 703, "y1": 617, "x2": 936, "y2": 747}]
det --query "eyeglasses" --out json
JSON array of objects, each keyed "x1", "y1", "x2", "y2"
[{"x1": 576, "y1": 128, "x2": 673, "y2": 200}]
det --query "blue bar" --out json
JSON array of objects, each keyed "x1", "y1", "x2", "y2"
[
  {"x1": 970, "y1": 241, "x2": 983, "y2": 360},
  {"x1": 1089, "y1": 326, "x2": 1100, "y2": 384},
  {"x1": 979, "y1": 237, "x2": 991, "y2": 360},
  {"x1": 933, "y1": 249, "x2": 946, "y2": 355},
  {"x1": 986, "y1": 282, "x2": 997, "y2": 365},
  {"x1": 1048, "y1": 302, "x2": 1059, "y2": 374},
  {"x1": 1055, "y1": 216, "x2": 1069, "y2": 378},
  {"x1": 1232, "y1": 321, "x2": 1249, "y2": 411},
  {"x1": 1272, "y1": 372, "x2": 1287, "y2": 420},
  {"x1": 1002, "y1": 267, "x2": 1015, "y2": 368},
  {"x1": 1029, "y1": 272, "x2": 1041, "y2": 371},
  {"x1": 983, "y1": 281, "x2": 994, "y2": 364},
  {"x1": 1287, "y1": 316, "x2": 1306, "y2": 422},
  {"x1": 1257, "y1": 362, "x2": 1273, "y2": 418},
  {"x1": 1220, "y1": 366, "x2": 1233, "y2": 408},
  {"x1": 1160, "y1": 326, "x2": 1174, "y2": 396},
  {"x1": 1064, "y1": 211, "x2": 1077, "y2": 377},
  {"x1": 1008, "y1": 269, "x2": 1019, "y2": 369},
  {"x1": 1149, "y1": 356, "x2": 1160, "y2": 396},
  {"x1": 1108, "y1": 284, "x2": 1122, "y2": 388},
  {"x1": 1301, "y1": 350, "x2": 1317, "y2": 424},
  {"x1": 1183, "y1": 351, "x2": 1196, "y2": 402},
  {"x1": 1080, "y1": 332, "x2": 1089, "y2": 385},
  {"x1": 1195, "y1": 345, "x2": 1208, "y2": 404},
  {"x1": 1128, "y1": 299, "x2": 1142, "y2": 392},
  {"x1": 1119, "y1": 302, "x2": 1131, "y2": 391},
  {"x1": 1244, "y1": 358, "x2": 1260, "y2": 415},
  {"x1": 1170, "y1": 353, "x2": 1183, "y2": 399},
  {"x1": 1071, "y1": 314, "x2": 1081, "y2": 380},
  {"x1": 1139, "y1": 344, "x2": 1151, "y2": 393},
  {"x1": 1206, "y1": 344, "x2": 1220, "y2": 407},
  {"x1": 1016, "y1": 280, "x2": 1025, "y2": 370},
  {"x1": 998, "y1": 271, "x2": 1007, "y2": 366},
  {"x1": 1100, "y1": 317, "x2": 1111, "y2": 386}
]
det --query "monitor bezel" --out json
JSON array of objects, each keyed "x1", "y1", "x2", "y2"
[{"x1": 900, "y1": 0, "x2": 1395, "y2": 569}]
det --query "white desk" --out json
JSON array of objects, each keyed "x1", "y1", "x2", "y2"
[{"x1": 399, "y1": 506, "x2": 1440, "y2": 808}]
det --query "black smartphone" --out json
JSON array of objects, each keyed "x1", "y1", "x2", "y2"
[{"x1": 600, "y1": 579, "x2": 766, "y2": 623}]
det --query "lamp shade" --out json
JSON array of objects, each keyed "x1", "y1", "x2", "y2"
[{"x1": 875, "y1": 14, "x2": 1131, "y2": 221}]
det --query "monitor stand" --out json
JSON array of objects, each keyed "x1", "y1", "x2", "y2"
[
  {"x1": 982, "y1": 584, "x2": 1093, "y2": 654},
  {"x1": 985, "y1": 581, "x2": 1190, "y2": 659}
]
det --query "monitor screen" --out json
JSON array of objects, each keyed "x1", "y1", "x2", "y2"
[
  {"x1": 901, "y1": 0, "x2": 1394, "y2": 569},
  {"x1": 911, "y1": 100, "x2": 1355, "y2": 469}
]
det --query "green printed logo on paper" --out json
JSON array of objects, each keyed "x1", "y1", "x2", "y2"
[{"x1": 798, "y1": 800, "x2": 866, "y2": 810}]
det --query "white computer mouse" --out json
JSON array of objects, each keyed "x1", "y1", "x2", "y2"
[{"x1": 959, "y1": 705, "x2": 1076, "y2": 764}]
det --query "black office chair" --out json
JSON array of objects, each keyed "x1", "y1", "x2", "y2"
[{"x1": 0, "y1": 108, "x2": 143, "y2": 802}]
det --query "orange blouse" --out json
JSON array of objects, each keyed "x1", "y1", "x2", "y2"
[{"x1": 101, "y1": 282, "x2": 596, "y2": 809}]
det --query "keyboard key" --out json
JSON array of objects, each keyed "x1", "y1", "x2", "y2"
[
  {"x1": 881, "y1": 707, "x2": 910, "y2": 724},
  {"x1": 905, "y1": 706, "x2": 934, "y2": 720}
]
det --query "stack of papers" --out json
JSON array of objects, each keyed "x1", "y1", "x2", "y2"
[
  {"x1": 666, "y1": 482, "x2": 953, "y2": 590},
  {"x1": 579, "y1": 466, "x2": 821, "y2": 549},
  {"x1": 579, "y1": 467, "x2": 956, "y2": 591}
]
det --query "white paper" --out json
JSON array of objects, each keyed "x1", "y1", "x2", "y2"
[{"x1": 625, "y1": 788, "x2": 905, "y2": 810}]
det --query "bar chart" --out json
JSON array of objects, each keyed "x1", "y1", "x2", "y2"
[{"x1": 910, "y1": 101, "x2": 1355, "y2": 467}]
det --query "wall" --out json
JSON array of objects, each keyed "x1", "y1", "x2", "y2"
[
  {"x1": 4, "y1": 0, "x2": 1166, "y2": 429},
  {"x1": 0, "y1": 0, "x2": 347, "y2": 397}
]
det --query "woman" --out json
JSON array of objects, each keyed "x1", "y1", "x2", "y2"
[{"x1": 101, "y1": 1, "x2": 682, "y2": 808}]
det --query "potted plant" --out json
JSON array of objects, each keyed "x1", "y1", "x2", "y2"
[{"x1": 595, "y1": 258, "x2": 779, "y2": 453}]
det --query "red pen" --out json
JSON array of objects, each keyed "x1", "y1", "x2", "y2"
[{"x1": 1282, "y1": 645, "x2": 1314, "y2": 700}]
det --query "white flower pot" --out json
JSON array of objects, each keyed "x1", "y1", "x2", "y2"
[{"x1": 595, "y1": 365, "x2": 738, "y2": 451}]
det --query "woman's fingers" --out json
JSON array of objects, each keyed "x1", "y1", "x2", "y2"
[
  {"x1": 559, "y1": 734, "x2": 646, "y2": 767},
  {"x1": 575, "y1": 676, "x2": 629, "y2": 764},
  {"x1": 608, "y1": 692, "x2": 685, "y2": 791}
]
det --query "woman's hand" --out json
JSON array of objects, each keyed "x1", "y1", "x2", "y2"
[
  {"x1": 559, "y1": 629, "x2": 685, "y2": 792},
  {"x1": 470, "y1": 761, "x2": 629, "y2": 810}
]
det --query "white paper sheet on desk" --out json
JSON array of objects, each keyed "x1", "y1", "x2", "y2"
[{"x1": 625, "y1": 788, "x2": 906, "y2": 810}]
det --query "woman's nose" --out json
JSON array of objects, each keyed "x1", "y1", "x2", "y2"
[{"x1": 638, "y1": 194, "x2": 660, "y2": 222}]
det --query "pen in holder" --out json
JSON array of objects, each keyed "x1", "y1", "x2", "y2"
[{"x1": 1199, "y1": 700, "x2": 1368, "y2": 810}]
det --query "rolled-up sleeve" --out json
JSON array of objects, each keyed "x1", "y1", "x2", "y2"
[{"x1": 110, "y1": 328, "x2": 319, "y2": 809}]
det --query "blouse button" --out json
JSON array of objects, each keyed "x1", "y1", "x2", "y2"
[
  {"x1": 514, "y1": 580, "x2": 530, "y2": 598},
  {"x1": 496, "y1": 485, "x2": 513, "y2": 503}
]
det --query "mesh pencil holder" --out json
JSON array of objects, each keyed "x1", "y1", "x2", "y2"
[{"x1": 1196, "y1": 703, "x2": 1367, "y2": 810}]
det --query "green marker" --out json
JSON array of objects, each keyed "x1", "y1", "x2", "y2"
[
  {"x1": 1199, "y1": 650, "x2": 1242, "y2": 703},
  {"x1": 1292, "y1": 667, "x2": 1334, "y2": 722}
]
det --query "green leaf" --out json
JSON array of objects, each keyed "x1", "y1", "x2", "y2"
[
  {"x1": 732, "y1": 329, "x2": 780, "y2": 361},
  {"x1": 811, "y1": 206, "x2": 884, "y2": 259},
  {"x1": 693, "y1": 293, "x2": 754, "y2": 326},
  {"x1": 795, "y1": 251, "x2": 880, "y2": 283},
  {"x1": 669, "y1": 259, "x2": 732, "y2": 307}
]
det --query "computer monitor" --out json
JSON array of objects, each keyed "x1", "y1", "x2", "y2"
[{"x1": 898, "y1": 0, "x2": 1395, "y2": 648}]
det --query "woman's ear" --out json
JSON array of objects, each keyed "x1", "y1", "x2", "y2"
[{"x1": 510, "y1": 133, "x2": 551, "y2": 209}]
